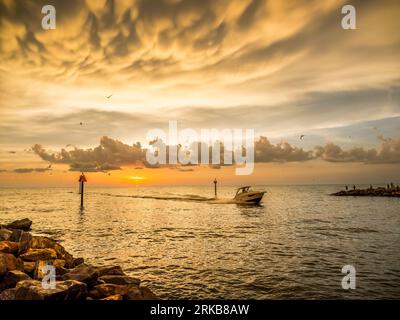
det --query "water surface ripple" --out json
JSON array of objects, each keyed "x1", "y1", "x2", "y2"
[{"x1": 1, "y1": 185, "x2": 399, "y2": 299}]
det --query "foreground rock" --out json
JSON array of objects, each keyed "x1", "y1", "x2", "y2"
[
  {"x1": 2, "y1": 218, "x2": 32, "y2": 231},
  {"x1": 0, "y1": 280, "x2": 87, "y2": 300},
  {"x1": 0, "y1": 252, "x2": 24, "y2": 276},
  {"x1": 20, "y1": 248, "x2": 58, "y2": 261},
  {"x1": 61, "y1": 264, "x2": 99, "y2": 287},
  {"x1": 0, "y1": 219, "x2": 160, "y2": 300},
  {"x1": 0, "y1": 229, "x2": 13, "y2": 241},
  {"x1": 0, "y1": 270, "x2": 31, "y2": 291},
  {"x1": 99, "y1": 275, "x2": 140, "y2": 286},
  {"x1": 0, "y1": 241, "x2": 19, "y2": 254}
]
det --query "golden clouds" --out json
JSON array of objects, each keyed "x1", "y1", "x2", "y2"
[{"x1": 0, "y1": 0, "x2": 399, "y2": 153}]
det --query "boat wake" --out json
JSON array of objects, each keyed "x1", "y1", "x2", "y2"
[{"x1": 96, "y1": 192, "x2": 236, "y2": 204}]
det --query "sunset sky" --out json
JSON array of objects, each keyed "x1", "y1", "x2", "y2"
[{"x1": 0, "y1": 0, "x2": 399, "y2": 187}]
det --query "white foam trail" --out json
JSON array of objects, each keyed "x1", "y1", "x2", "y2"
[{"x1": 96, "y1": 192, "x2": 236, "y2": 204}]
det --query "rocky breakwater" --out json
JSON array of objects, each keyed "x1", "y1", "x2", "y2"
[
  {"x1": 0, "y1": 218, "x2": 159, "y2": 300},
  {"x1": 331, "y1": 187, "x2": 400, "y2": 198}
]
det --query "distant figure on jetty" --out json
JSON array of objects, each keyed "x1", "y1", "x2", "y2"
[
  {"x1": 353, "y1": 185, "x2": 356, "y2": 190},
  {"x1": 345, "y1": 185, "x2": 348, "y2": 191}
]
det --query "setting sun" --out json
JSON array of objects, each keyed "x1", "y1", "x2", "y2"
[{"x1": 129, "y1": 176, "x2": 146, "y2": 181}]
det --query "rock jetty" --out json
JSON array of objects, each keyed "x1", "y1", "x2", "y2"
[
  {"x1": 0, "y1": 218, "x2": 159, "y2": 300},
  {"x1": 332, "y1": 185, "x2": 400, "y2": 197}
]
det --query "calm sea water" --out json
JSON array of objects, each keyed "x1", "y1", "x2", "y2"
[{"x1": 0, "y1": 185, "x2": 399, "y2": 299}]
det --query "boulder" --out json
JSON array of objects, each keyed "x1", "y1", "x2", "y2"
[
  {"x1": 33, "y1": 260, "x2": 53, "y2": 280},
  {"x1": 0, "y1": 252, "x2": 24, "y2": 276},
  {"x1": 61, "y1": 264, "x2": 98, "y2": 287},
  {"x1": 0, "y1": 241, "x2": 19, "y2": 254},
  {"x1": 0, "y1": 288, "x2": 17, "y2": 300},
  {"x1": 20, "y1": 248, "x2": 57, "y2": 261},
  {"x1": 18, "y1": 231, "x2": 33, "y2": 254},
  {"x1": 9, "y1": 229, "x2": 23, "y2": 242},
  {"x1": 0, "y1": 270, "x2": 31, "y2": 291},
  {"x1": 55, "y1": 267, "x2": 69, "y2": 279},
  {"x1": 23, "y1": 236, "x2": 74, "y2": 267},
  {"x1": 33, "y1": 260, "x2": 69, "y2": 280},
  {"x1": 125, "y1": 286, "x2": 159, "y2": 300},
  {"x1": 101, "y1": 294, "x2": 123, "y2": 300},
  {"x1": 4, "y1": 219, "x2": 32, "y2": 231},
  {"x1": 14, "y1": 280, "x2": 87, "y2": 300},
  {"x1": 99, "y1": 275, "x2": 140, "y2": 286},
  {"x1": 23, "y1": 261, "x2": 36, "y2": 274},
  {"x1": 88, "y1": 284, "x2": 128, "y2": 300},
  {"x1": 0, "y1": 228, "x2": 13, "y2": 241},
  {"x1": 72, "y1": 257, "x2": 84, "y2": 267},
  {"x1": 65, "y1": 280, "x2": 88, "y2": 300},
  {"x1": 54, "y1": 259, "x2": 66, "y2": 268},
  {"x1": 95, "y1": 265, "x2": 125, "y2": 277}
]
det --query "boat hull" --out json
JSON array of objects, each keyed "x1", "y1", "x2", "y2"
[{"x1": 234, "y1": 191, "x2": 265, "y2": 204}]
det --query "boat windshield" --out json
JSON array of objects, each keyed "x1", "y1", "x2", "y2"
[{"x1": 236, "y1": 186, "x2": 251, "y2": 195}]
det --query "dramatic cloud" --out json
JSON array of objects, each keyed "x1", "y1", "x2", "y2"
[
  {"x1": 315, "y1": 137, "x2": 400, "y2": 164},
  {"x1": 255, "y1": 136, "x2": 313, "y2": 162},
  {"x1": 31, "y1": 135, "x2": 400, "y2": 173},
  {"x1": 1, "y1": 0, "x2": 399, "y2": 182},
  {"x1": 32, "y1": 136, "x2": 143, "y2": 172},
  {"x1": 0, "y1": 0, "x2": 399, "y2": 118}
]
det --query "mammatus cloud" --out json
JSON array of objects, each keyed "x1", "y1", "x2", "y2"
[
  {"x1": 29, "y1": 135, "x2": 400, "y2": 173},
  {"x1": 0, "y1": 0, "x2": 399, "y2": 175}
]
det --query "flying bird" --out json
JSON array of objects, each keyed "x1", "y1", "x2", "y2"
[
  {"x1": 47, "y1": 164, "x2": 52, "y2": 169},
  {"x1": 300, "y1": 135, "x2": 305, "y2": 140},
  {"x1": 106, "y1": 94, "x2": 113, "y2": 99}
]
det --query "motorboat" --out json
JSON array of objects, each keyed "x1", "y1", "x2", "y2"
[{"x1": 233, "y1": 186, "x2": 265, "y2": 204}]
